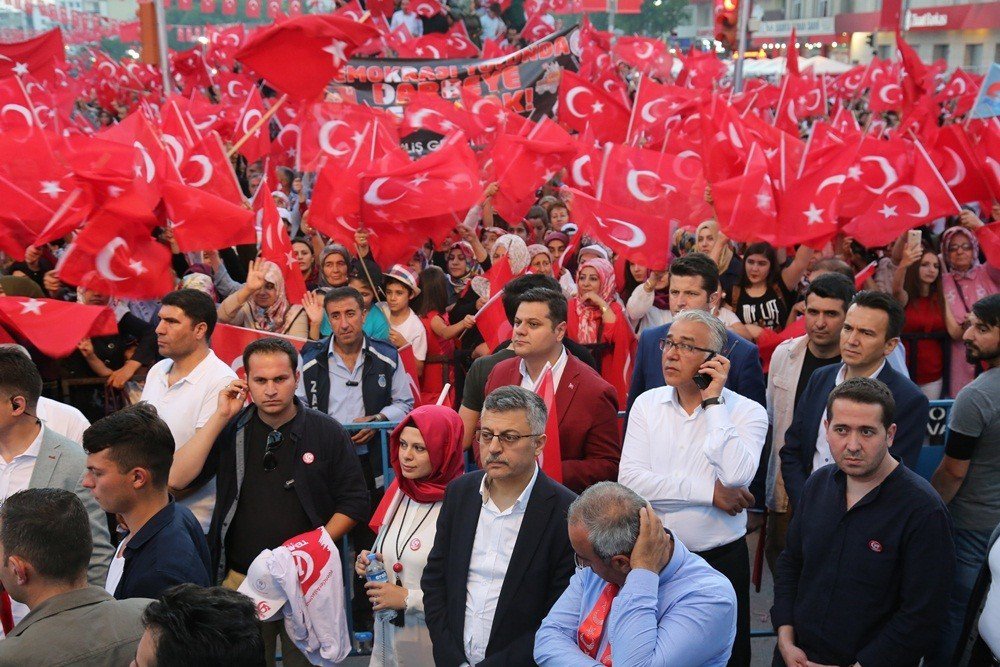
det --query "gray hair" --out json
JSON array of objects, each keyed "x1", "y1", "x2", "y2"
[
  {"x1": 672, "y1": 309, "x2": 726, "y2": 353},
  {"x1": 482, "y1": 385, "x2": 547, "y2": 435},
  {"x1": 0, "y1": 344, "x2": 31, "y2": 359},
  {"x1": 567, "y1": 482, "x2": 646, "y2": 561}
]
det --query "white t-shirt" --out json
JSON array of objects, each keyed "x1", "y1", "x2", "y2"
[
  {"x1": 36, "y1": 397, "x2": 90, "y2": 444},
  {"x1": 2, "y1": 426, "x2": 43, "y2": 624},
  {"x1": 140, "y1": 351, "x2": 237, "y2": 531},
  {"x1": 384, "y1": 307, "x2": 428, "y2": 362},
  {"x1": 105, "y1": 535, "x2": 130, "y2": 596}
]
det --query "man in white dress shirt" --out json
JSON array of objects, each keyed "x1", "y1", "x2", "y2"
[
  {"x1": 422, "y1": 386, "x2": 576, "y2": 666},
  {"x1": 143, "y1": 289, "x2": 237, "y2": 533},
  {"x1": 619, "y1": 309, "x2": 768, "y2": 667}
]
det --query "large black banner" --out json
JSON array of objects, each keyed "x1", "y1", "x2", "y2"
[{"x1": 333, "y1": 24, "x2": 580, "y2": 154}]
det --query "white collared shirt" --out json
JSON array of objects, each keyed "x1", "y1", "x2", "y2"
[
  {"x1": 140, "y1": 350, "x2": 237, "y2": 531},
  {"x1": 812, "y1": 361, "x2": 886, "y2": 472},
  {"x1": 2, "y1": 425, "x2": 43, "y2": 625},
  {"x1": 36, "y1": 397, "x2": 90, "y2": 444},
  {"x1": 463, "y1": 465, "x2": 539, "y2": 665},
  {"x1": 619, "y1": 387, "x2": 768, "y2": 552},
  {"x1": 517, "y1": 346, "x2": 568, "y2": 390}
]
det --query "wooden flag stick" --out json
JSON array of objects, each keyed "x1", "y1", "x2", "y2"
[{"x1": 228, "y1": 93, "x2": 288, "y2": 158}]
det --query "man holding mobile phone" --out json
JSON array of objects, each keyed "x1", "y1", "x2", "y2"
[{"x1": 619, "y1": 309, "x2": 768, "y2": 667}]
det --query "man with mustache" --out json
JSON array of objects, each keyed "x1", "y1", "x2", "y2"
[{"x1": 422, "y1": 385, "x2": 576, "y2": 666}]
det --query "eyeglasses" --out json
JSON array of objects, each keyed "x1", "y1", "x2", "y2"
[
  {"x1": 476, "y1": 429, "x2": 544, "y2": 446},
  {"x1": 658, "y1": 339, "x2": 717, "y2": 355},
  {"x1": 573, "y1": 553, "x2": 589, "y2": 570},
  {"x1": 948, "y1": 244, "x2": 973, "y2": 253},
  {"x1": 263, "y1": 430, "x2": 283, "y2": 472}
]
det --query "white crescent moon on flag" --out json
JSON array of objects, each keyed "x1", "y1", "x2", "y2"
[
  {"x1": 319, "y1": 120, "x2": 350, "y2": 157},
  {"x1": 242, "y1": 109, "x2": 262, "y2": 134},
  {"x1": 564, "y1": 87, "x2": 591, "y2": 118},
  {"x1": 640, "y1": 98, "x2": 663, "y2": 124},
  {"x1": 727, "y1": 123, "x2": 744, "y2": 149},
  {"x1": 895, "y1": 185, "x2": 930, "y2": 218},
  {"x1": 134, "y1": 141, "x2": 156, "y2": 184},
  {"x1": 227, "y1": 81, "x2": 243, "y2": 98},
  {"x1": 571, "y1": 155, "x2": 591, "y2": 188},
  {"x1": 278, "y1": 123, "x2": 300, "y2": 144},
  {"x1": 672, "y1": 150, "x2": 700, "y2": 181},
  {"x1": 878, "y1": 83, "x2": 901, "y2": 105},
  {"x1": 97, "y1": 61, "x2": 115, "y2": 77},
  {"x1": 95, "y1": 237, "x2": 129, "y2": 282},
  {"x1": 364, "y1": 177, "x2": 404, "y2": 206},
  {"x1": 192, "y1": 114, "x2": 217, "y2": 133},
  {"x1": 604, "y1": 217, "x2": 647, "y2": 248},
  {"x1": 626, "y1": 170, "x2": 661, "y2": 203},
  {"x1": 816, "y1": 174, "x2": 844, "y2": 195},
  {"x1": 408, "y1": 108, "x2": 443, "y2": 129},
  {"x1": 187, "y1": 155, "x2": 213, "y2": 188},
  {"x1": 1, "y1": 104, "x2": 34, "y2": 127},
  {"x1": 859, "y1": 156, "x2": 898, "y2": 195},
  {"x1": 162, "y1": 135, "x2": 185, "y2": 168},
  {"x1": 423, "y1": 46, "x2": 441, "y2": 59},
  {"x1": 632, "y1": 42, "x2": 654, "y2": 60},
  {"x1": 943, "y1": 148, "x2": 966, "y2": 187}
]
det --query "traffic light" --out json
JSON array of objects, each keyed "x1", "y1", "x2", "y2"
[{"x1": 714, "y1": 0, "x2": 739, "y2": 51}]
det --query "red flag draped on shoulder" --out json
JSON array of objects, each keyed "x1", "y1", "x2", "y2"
[
  {"x1": 234, "y1": 15, "x2": 380, "y2": 100},
  {"x1": 0, "y1": 296, "x2": 118, "y2": 358},
  {"x1": 532, "y1": 365, "x2": 563, "y2": 483}
]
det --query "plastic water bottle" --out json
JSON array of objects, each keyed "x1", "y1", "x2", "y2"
[{"x1": 365, "y1": 554, "x2": 397, "y2": 622}]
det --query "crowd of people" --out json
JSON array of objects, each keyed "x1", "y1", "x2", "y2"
[{"x1": 2, "y1": 5, "x2": 1000, "y2": 666}]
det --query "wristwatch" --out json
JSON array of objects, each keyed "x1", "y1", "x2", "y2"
[{"x1": 701, "y1": 396, "x2": 725, "y2": 409}]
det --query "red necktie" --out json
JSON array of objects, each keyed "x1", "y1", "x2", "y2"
[{"x1": 577, "y1": 582, "x2": 618, "y2": 666}]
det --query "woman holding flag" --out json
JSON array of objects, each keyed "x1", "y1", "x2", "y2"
[{"x1": 355, "y1": 405, "x2": 466, "y2": 667}]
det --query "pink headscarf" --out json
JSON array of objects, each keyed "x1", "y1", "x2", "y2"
[{"x1": 574, "y1": 258, "x2": 617, "y2": 344}]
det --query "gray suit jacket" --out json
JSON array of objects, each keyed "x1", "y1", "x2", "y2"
[{"x1": 29, "y1": 428, "x2": 113, "y2": 587}]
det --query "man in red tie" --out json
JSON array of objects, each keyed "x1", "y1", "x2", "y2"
[{"x1": 534, "y1": 482, "x2": 737, "y2": 665}]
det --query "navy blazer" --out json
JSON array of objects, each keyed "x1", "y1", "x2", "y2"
[
  {"x1": 421, "y1": 470, "x2": 576, "y2": 667},
  {"x1": 627, "y1": 323, "x2": 766, "y2": 412},
  {"x1": 779, "y1": 362, "x2": 929, "y2": 510},
  {"x1": 113, "y1": 502, "x2": 211, "y2": 601}
]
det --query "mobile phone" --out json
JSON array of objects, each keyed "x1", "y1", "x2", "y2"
[
  {"x1": 906, "y1": 229, "x2": 922, "y2": 253},
  {"x1": 693, "y1": 352, "x2": 717, "y2": 390}
]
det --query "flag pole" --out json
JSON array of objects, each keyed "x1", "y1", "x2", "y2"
[
  {"x1": 228, "y1": 93, "x2": 289, "y2": 158},
  {"x1": 733, "y1": 0, "x2": 751, "y2": 93},
  {"x1": 607, "y1": 0, "x2": 617, "y2": 45},
  {"x1": 153, "y1": 0, "x2": 171, "y2": 95}
]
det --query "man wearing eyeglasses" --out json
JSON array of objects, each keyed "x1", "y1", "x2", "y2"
[
  {"x1": 534, "y1": 482, "x2": 737, "y2": 666},
  {"x1": 170, "y1": 336, "x2": 368, "y2": 667},
  {"x1": 619, "y1": 309, "x2": 768, "y2": 667},
  {"x1": 422, "y1": 385, "x2": 577, "y2": 667}
]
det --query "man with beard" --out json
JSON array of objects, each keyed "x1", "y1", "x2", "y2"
[{"x1": 929, "y1": 293, "x2": 1000, "y2": 666}]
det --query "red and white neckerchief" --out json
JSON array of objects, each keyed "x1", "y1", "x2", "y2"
[{"x1": 577, "y1": 581, "x2": 618, "y2": 666}]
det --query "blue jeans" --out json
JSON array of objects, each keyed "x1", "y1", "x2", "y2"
[{"x1": 925, "y1": 527, "x2": 992, "y2": 667}]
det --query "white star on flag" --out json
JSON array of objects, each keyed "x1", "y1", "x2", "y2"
[
  {"x1": 129, "y1": 260, "x2": 146, "y2": 275},
  {"x1": 590, "y1": 101, "x2": 604, "y2": 113},
  {"x1": 12, "y1": 62, "x2": 28, "y2": 77},
  {"x1": 847, "y1": 165, "x2": 863, "y2": 181},
  {"x1": 878, "y1": 204, "x2": 898, "y2": 219},
  {"x1": 40, "y1": 180, "x2": 65, "y2": 199},
  {"x1": 756, "y1": 192, "x2": 772, "y2": 210},
  {"x1": 409, "y1": 173, "x2": 430, "y2": 188},
  {"x1": 285, "y1": 251, "x2": 298, "y2": 269},
  {"x1": 19, "y1": 298, "x2": 44, "y2": 315},
  {"x1": 804, "y1": 203, "x2": 825, "y2": 225},
  {"x1": 322, "y1": 39, "x2": 348, "y2": 66}
]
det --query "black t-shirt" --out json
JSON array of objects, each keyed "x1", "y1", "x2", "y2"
[
  {"x1": 794, "y1": 348, "x2": 842, "y2": 408},
  {"x1": 735, "y1": 281, "x2": 795, "y2": 331},
  {"x1": 225, "y1": 412, "x2": 314, "y2": 574}
]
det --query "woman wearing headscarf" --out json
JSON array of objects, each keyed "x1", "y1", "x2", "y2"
[
  {"x1": 354, "y1": 405, "x2": 465, "y2": 667},
  {"x1": 940, "y1": 223, "x2": 1000, "y2": 394},
  {"x1": 441, "y1": 240, "x2": 482, "y2": 304},
  {"x1": 217, "y1": 258, "x2": 309, "y2": 337},
  {"x1": 567, "y1": 257, "x2": 635, "y2": 405},
  {"x1": 544, "y1": 230, "x2": 577, "y2": 299},
  {"x1": 317, "y1": 243, "x2": 353, "y2": 292},
  {"x1": 470, "y1": 233, "x2": 530, "y2": 300},
  {"x1": 526, "y1": 244, "x2": 554, "y2": 277}
]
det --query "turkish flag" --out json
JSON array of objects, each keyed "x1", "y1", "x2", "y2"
[
  {"x1": 868, "y1": 76, "x2": 904, "y2": 113},
  {"x1": 235, "y1": 15, "x2": 381, "y2": 100},
  {"x1": 398, "y1": 343, "x2": 424, "y2": 408},
  {"x1": 521, "y1": 12, "x2": 555, "y2": 43},
  {"x1": 599, "y1": 143, "x2": 688, "y2": 219},
  {"x1": 221, "y1": 0, "x2": 237, "y2": 13},
  {"x1": 830, "y1": 105, "x2": 861, "y2": 134},
  {"x1": 976, "y1": 222, "x2": 1000, "y2": 270},
  {"x1": 360, "y1": 133, "x2": 481, "y2": 224},
  {"x1": 200, "y1": 0, "x2": 216, "y2": 11},
  {"x1": 234, "y1": 86, "x2": 271, "y2": 163},
  {"x1": 712, "y1": 143, "x2": 776, "y2": 244},
  {"x1": 333, "y1": 0, "x2": 365, "y2": 19},
  {"x1": 557, "y1": 70, "x2": 629, "y2": 143},
  {"x1": 254, "y1": 179, "x2": 307, "y2": 305},
  {"x1": 474, "y1": 288, "x2": 512, "y2": 352},
  {"x1": 0, "y1": 297, "x2": 118, "y2": 358},
  {"x1": 532, "y1": 365, "x2": 562, "y2": 483},
  {"x1": 57, "y1": 206, "x2": 175, "y2": 299},
  {"x1": 266, "y1": 0, "x2": 282, "y2": 17},
  {"x1": 411, "y1": 0, "x2": 443, "y2": 16},
  {"x1": 489, "y1": 118, "x2": 576, "y2": 222},
  {"x1": 606, "y1": 316, "x2": 636, "y2": 408},
  {"x1": 614, "y1": 37, "x2": 671, "y2": 79},
  {"x1": 159, "y1": 97, "x2": 198, "y2": 170},
  {"x1": 843, "y1": 140, "x2": 962, "y2": 248},
  {"x1": 179, "y1": 131, "x2": 245, "y2": 205},
  {"x1": 629, "y1": 76, "x2": 703, "y2": 147},
  {"x1": 246, "y1": 0, "x2": 261, "y2": 17},
  {"x1": 297, "y1": 101, "x2": 399, "y2": 172},
  {"x1": 932, "y1": 124, "x2": 993, "y2": 206},
  {"x1": 0, "y1": 28, "x2": 64, "y2": 81},
  {"x1": 569, "y1": 188, "x2": 672, "y2": 271},
  {"x1": 211, "y1": 323, "x2": 306, "y2": 378},
  {"x1": 400, "y1": 92, "x2": 483, "y2": 139},
  {"x1": 0, "y1": 76, "x2": 38, "y2": 130},
  {"x1": 162, "y1": 181, "x2": 256, "y2": 252},
  {"x1": 565, "y1": 132, "x2": 601, "y2": 195},
  {"x1": 837, "y1": 137, "x2": 910, "y2": 218}
]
